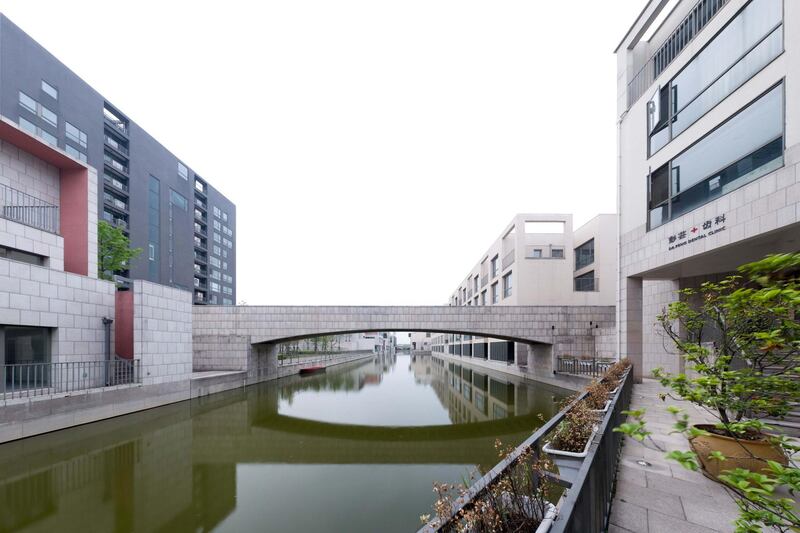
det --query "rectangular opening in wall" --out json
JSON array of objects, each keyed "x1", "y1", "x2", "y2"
[{"x1": 524, "y1": 221, "x2": 564, "y2": 234}]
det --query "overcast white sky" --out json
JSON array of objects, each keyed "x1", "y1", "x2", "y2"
[{"x1": 0, "y1": 0, "x2": 646, "y2": 305}]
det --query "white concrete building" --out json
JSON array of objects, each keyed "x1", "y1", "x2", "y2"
[
  {"x1": 410, "y1": 331, "x2": 431, "y2": 354},
  {"x1": 616, "y1": 0, "x2": 800, "y2": 381},
  {"x1": 446, "y1": 214, "x2": 617, "y2": 308},
  {"x1": 431, "y1": 213, "x2": 617, "y2": 368}
]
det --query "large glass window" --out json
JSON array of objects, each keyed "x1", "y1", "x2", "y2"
[
  {"x1": 148, "y1": 176, "x2": 160, "y2": 280},
  {"x1": 647, "y1": 0, "x2": 783, "y2": 156},
  {"x1": 648, "y1": 83, "x2": 784, "y2": 229},
  {"x1": 65, "y1": 144, "x2": 87, "y2": 163},
  {"x1": 178, "y1": 162, "x2": 189, "y2": 180},
  {"x1": 65, "y1": 122, "x2": 88, "y2": 149},
  {"x1": 169, "y1": 190, "x2": 188, "y2": 211},
  {"x1": 41, "y1": 80, "x2": 58, "y2": 100},
  {"x1": 575, "y1": 239, "x2": 595, "y2": 270},
  {"x1": 2, "y1": 326, "x2": 50, "y2": 366},
  {"x1": 491, "y1": 282, "x2": 498, "y2": 304},
  {"x1": 502, "y1": 272, "x2": 512, "y2": 298},
  {"x1": 574, "y1": 271, "x2": 596, "y2": 292},
  {"x1": 490, "y1": 255, "x2": 499, "y2": 277},
  {"x1": 18, "y1": 91, "x2": 36, "y2": 114}
]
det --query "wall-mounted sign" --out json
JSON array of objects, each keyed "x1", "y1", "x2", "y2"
[{"x1": 667, "y1": 214, "x2": 726, "y2": 251}]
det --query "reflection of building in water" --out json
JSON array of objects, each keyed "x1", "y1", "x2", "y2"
[
  {"x1": 425, "y1": 356, "x2": 554, "y2": 425},
  {"x1": 410, "y1": 332, "x2": 432, "y2": 354}
]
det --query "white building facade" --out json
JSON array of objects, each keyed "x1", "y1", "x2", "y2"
[{"x1": 616, "y1": 0, "x2": 800, "y2": 380}]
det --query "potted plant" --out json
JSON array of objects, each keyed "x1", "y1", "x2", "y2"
[
  {"x1": 654, "y1": 253, "x2": 800, "y2": 478},
  {"x1": 543, "y1": 399, "x2": 597, "y2": 458},
  {"x1": 585, "y1": 380, "x2": 612, "y2": 414}
]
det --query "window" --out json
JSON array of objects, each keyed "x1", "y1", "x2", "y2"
[
  {"x1": 18, "y1": 91, "x2": 36, "y2": 114},
  {"x1": 213, "y1": 245, "x2": 221, "y2": 256},
  {"x1": 65, "y1": 122, "x2": 88, "y2": 149},
  {"x1": 223, "y1": 238, "x2": 232, "y2": 248},
  {"x1": 210, "y1": 269, "x2": 221, "y2": 280},
  {"x1": 223, "y1": 274, "x2": 233, "y2": 283},
  {"x1": 490, "y1": 255, "x2": 499, "y2": 277},
  {"x1": 574, "y1": 271, "x2": 596, "y2": 292},
  {"x1": 41, "y1": 80, "x2": 58, "y2": 100},
  {"x1": 0, "y1": 245, "x2": 45, "y2": 266},
  {"x1": 222, "y1": 261, "x2": 228, "y2": 270},
  {"x1": 148, "y1": 176, "x2": 160, "y2": 280},
  {"x1": 148, "y1": 244, "x2": 155, "y2": 261},
  {"x1": 648, "y1": 0, "x2": 783, "y2": 156},
  {"x1": 491, "y1": 282, "x2": 498, "y2": 304},
  {"x1": 481, "y1": 291, "x2": 486, "y2": 306},
  {"x1": 2, "y1": 327, "x2": 50, "y2": 367},
  {"x1": 473, "y1": 276, "x2": 478, "y2": 292},
  {"x1": 648, "y1": 83, "x2": 784, "y2": 229},
  {"x1": 210, "y1": 281, "x2": 220, "y2": 293},
  {"x1": 502, "y1": 272, "x2": 512, "y2": 298},
  {"x1": 40, "y1": 105, "x2": 57, "y2": 128},
  {"x1": 213, "y1": 232, "x2": 221, "y2": 243},
  {"x1": 178, "y1": 162, "x2": 189, "y2": 180},
  {"x1": 531, "y1": 248, "x2": 542, "y2": 259},
  {"x1": 575, "y1": 239, "x2": 595, "y2": 270},
  {"x1": 213, "y1": 220, "x2": 221, "y2": 231},
  {"x1": 213, "y1": 206, "x2": 221, "y2": 219},
  {"x1": 551, "y1": 248, "x2": 564, "y2": 259},
  {"x1": 195, "y1": 179, "x2": 205, "y2": 193},
  {"x1": 170, "y1": 190, "x2": 188, "y2": 211},
  {"x1": 222, "y1": 249, "x2": 228, "y2": 259},
  {"x1": 223, "y1": 298, "x2": 233, "y2": 305},
  {"x1": 209, "y1": 256, "x2": 221, "y2": 268},
  {"x1": 223, "y1": 286, "x2": 233, "y2": 296},
  {"x1": 19, "y1": 117, "x2": 56, "y2": 147},
  {"x1": 222, "y1": 212, "x2": 228, "y2": 222},
  {"x1": 65, "y1": 144, "x2": 87, "y2": 163}
]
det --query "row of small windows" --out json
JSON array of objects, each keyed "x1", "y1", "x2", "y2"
[
  {"x1": 212, "y1": 206, "x2": 229, "y2": 223},
  {"x1": 19, "y1": 91, "x2": 57, "y2": 128}
]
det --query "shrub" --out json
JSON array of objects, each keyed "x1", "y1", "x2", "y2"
[{"x1": 548, "y1": 399, "x2": 596, "y2": 453}]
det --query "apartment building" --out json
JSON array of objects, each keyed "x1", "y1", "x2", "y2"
[
  {"x1": 616, "y1": 0, "x2": 800, "y2": 380},
  {"x1": 0, "y1": 14, "x2": 236, "y2": 305},
  {"x1": 432, "y1": 213, "x2": 617, "y2": 365}
]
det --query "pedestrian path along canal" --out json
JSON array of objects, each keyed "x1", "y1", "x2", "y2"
[{"x1": 0, "y1": 353, "x2": 568, "y2": 532}]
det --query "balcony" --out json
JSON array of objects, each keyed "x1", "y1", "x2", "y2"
[
  {"x1": 103, "y1": 106, "x2": 129, "y2": 137},
  {"x1": 194, "y1": 197, "x2": 207, "y2": 211},
  {"x1": 103, "y1": 192, "x2": 128, "y2": 213},
  {"x1": 102, "y1": 211, "x2": 128, "y2": 230},
  {"x1": 103, "y1": 153, "x2": 129, "y2": 176},
  {"x1": 626, "y1": 0, "x2": 729, "y2": 109},
  {"x1": 104, "y1": 134, "x2": 129, "y2": 156},
  {"x1": 0, "y1": 183, "x2": 59, "y2": 234},
  {"x1": 103, "y1": 173, "x2": 129, "y2": 194}
]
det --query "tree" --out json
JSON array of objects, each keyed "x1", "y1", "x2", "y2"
[{"x1": 98, "y1": 220, "x2": 141, "y2": 282}]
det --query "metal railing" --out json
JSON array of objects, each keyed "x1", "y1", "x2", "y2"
[
  {"x1": 555, "y1": 356, "x2": 614, "y2": 378},
  {"x1": 419, "y1": 368, "x2": 632, "y2": 532},
  {"x1": 2, "y1": 358, "x2": 141, "y2": 400},
  {"x1": 277, "y1": 350, "x2": 373, "y2": 366},
  {"x1": 626, "y1": 0, "x2": 729, "y2": 109},
  {"x1": 0, "y1": 183, "x2": 59, "y2": 234}
]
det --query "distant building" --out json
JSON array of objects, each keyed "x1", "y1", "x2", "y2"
[
  {"x1": 431, "y1": 213, "x2": 617, "y2": 366},
  {"x1": 410, "y1": 332, "x2": 431, "y2": 354}
]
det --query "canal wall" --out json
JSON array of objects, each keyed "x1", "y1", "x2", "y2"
[
  {"x1": 434, "y1": 352, "x2": 592, "y2": 393},
  {"x1": 0, "y1": 351, "x2": 376, "y2": 444}
]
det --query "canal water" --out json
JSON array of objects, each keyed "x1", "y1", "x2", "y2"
[{"x1": 0, "y1": 353, "x2": 568, "y2": 533}]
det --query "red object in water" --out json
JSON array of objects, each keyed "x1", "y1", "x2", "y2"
[{"x1": 299, "y1": 366, "x2": 326, "y2": 375}]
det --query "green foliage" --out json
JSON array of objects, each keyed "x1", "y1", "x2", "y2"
[
  {"x1": 614, "y1": 254, "x2": 800, "y2": 532},
  {"x1": 656, "y1": 253, "x2": 800, "y2": 430},
  {"x1": 97, "y1": 220, "x2": 141, "y2": 282}
]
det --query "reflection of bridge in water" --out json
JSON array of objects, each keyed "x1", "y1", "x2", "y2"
[{"x1": 0, "y1": 355, "x2": 568, "y2": 532}]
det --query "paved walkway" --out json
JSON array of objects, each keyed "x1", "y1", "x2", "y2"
[{"x1": 609, "y1": 379, "x2": 740, "y2": 533}]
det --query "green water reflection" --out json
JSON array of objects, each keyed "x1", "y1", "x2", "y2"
[{"x1": 0, "y1": 354, "x2": 568, "y2": 533}]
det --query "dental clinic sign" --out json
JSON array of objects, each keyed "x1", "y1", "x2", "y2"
[{"x1": 667, "y1": 214, "x2": 727, "y2": 251}]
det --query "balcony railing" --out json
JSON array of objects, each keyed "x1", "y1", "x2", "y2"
[
  {"x1": 104, "y1": 135, "x2": 129, "y2": 156},
  {"x1": 103, "y1": 174, "x2": 129, "y2": 193},
  {"x1": 103, "y1": 153, "x2": 129, "y2": 175},
  {"x1": 502, "y1": 250, "x2": 515, "y2": 269},
  {"x1": 1, "y1": 359, "x2": 141, "y2": 400},
  {"x1": 419, "y1": 369, "x2": 632, "y2": 532},
  {"x1": 625, "y1": 0, "x2": 729, "y2": 109},
  {"x1": 0, "y1": 183, "x2": 59, "y2": 234}
]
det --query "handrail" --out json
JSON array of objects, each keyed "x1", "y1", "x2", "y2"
[
  {"x1": 0, "y1": 182, "x2": 59, "y2": 234},
  {"x1": 1, "y1": 359, "x2": 142, "y2": 400},
  {"x1": 418, "y1": 368, "x2": 633, "y2": 533}
]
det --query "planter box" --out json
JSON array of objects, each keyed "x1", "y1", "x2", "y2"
[
  {"x1": 543, "y1": 426, "x2": 598, "y2": 459},
  {"x1": 607, "y1": 386, "x2": 619, "y2": 396},
  {"x1": 590, "y1": 400, "x2": 612, "y2": 414},
  {"x1": 536, "y1": 503, "x2": 557, "y2": 533}
]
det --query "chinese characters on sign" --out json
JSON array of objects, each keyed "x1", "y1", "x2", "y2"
[{"x1": 667, "y1": 214, "x2": 726, "y2": 251}]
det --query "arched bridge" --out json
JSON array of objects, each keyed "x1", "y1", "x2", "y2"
[{"x1": 192, "y1": 305, "x2": 615, "y2": 374}]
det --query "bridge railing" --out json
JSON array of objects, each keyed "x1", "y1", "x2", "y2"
[
  {"x1": 555, "y1": 356, "x2": 614, "y2": 378},
  {"x1": 277, "y1": 350, "x2": 373, "y2": 367},
  {"x1": 418, "y1": 366, "x2": 633, "y2": 533}
]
